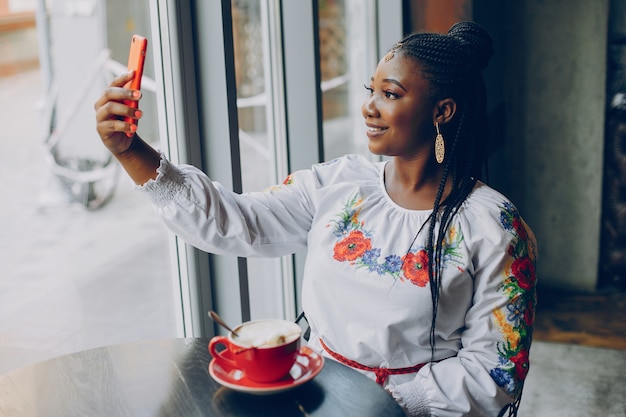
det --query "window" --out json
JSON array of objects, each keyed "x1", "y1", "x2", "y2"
[
  {"x1": 320, "y1": 0, "x2": 370, "y2": 159},
  {"x1": 0, "y1": 0, "x2": 404, "y2": 374},
  {"x1": 153, "y1": 0, "x2": 404, "y2": 335},
  {"x1": 0, "y1": 0, "x2": 179, "y2": 374}
]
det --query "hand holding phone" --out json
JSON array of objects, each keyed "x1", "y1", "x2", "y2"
[{"x1": 123, "y1": 34, "x2": 147, "y2": 133}]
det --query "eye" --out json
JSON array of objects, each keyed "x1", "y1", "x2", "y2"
[
  {"x1": 363, "y1": 84, "x2": 373, "y2": 94},
  {"x1": 384, "y1": 90, "x2": 399, "y2": 99}
]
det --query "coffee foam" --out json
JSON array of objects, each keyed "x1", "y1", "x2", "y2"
[{"x1": 233, "y1": 321, "x2": 300, "y2": 348}]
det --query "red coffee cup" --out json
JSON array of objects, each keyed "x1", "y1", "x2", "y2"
[{"x1": 208, "y1": 319, "x2": 302, "y2": 383}]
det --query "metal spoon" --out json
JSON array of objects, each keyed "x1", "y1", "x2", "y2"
[{"x1": 208, "y1": 310, "x2": 239, "y2": 337}]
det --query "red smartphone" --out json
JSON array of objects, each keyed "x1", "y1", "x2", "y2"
[{"x1": 123, "y1": 34, "x2": 148, "y2": 128}]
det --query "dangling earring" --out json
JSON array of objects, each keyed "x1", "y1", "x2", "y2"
[{"x1": 435, "y1": 122, "x2": 445, "y2": 164}]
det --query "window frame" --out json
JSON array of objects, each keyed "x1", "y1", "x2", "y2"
[{"x1": 151, "y1": 0, "x2": 405, "y2": 337}]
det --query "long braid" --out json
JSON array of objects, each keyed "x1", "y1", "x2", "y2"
[
  {"x1": 397, "y1": 22, "x2": 493, "y2": 357},
  {"x1": 428, "y1": 97, "x2": 473, "y2": 356},
  {"x1": 426, "y1": 159, "x2": 448, "y2": 355},
  {"x1": 396, "y1": 20, "x2": 523, "y2": 416}
]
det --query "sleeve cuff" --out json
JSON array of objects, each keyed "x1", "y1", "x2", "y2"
[
  {"x1": 388, "y1": 379, "x2": 431, "y2": 417},
  {"x1": 134, "y1": 152, "x2": 187, "y2": 208}
]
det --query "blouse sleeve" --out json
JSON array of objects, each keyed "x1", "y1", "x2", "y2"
[
  {"x1": 136, "y1": 154, "x2": 317, "y2": 258},
  {"x1": 389, "y1": 197, "x2": 538, "y2": 417}
]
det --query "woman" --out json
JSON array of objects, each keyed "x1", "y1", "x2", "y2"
[{"x1": 95, "y1": 21, "x2": 537, "y2": 417}]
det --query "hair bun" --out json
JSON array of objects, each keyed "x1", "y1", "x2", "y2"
[{"x1": 447, "y1": 21, "x2": 494, "y2": 71}]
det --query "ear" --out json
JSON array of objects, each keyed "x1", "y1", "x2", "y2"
[{"x1": 433, "y1": 98, "x2": 456, "y2": 125}]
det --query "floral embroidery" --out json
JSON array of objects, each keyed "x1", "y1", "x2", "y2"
[
  {"x1": 263, "y1": 174, "x2": 294, "y2": 193},
  {"x1": 265, "y1": 159, "x2": 342, "y2": 192},
  {"x1": 402, "y1": 250, "x2": 430, "y2": 287},
  {"x1": 490, "y1": 201, "x2": 537, "y2": 397},
  {"x1": 282, "y1": 174, "x2": 294, "y2": 186},
  {"x1": 333, "y1": 230, "x2": 372, "y2": 262},
  {"x1": 328, "y1": 193, "x2": 464, "y2": 286}
]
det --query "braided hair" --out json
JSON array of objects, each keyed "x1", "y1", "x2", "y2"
[
  {"x1": 397, "y1": 22, "x2": 524, "y2": 416},
  {"x1": 395, "y1": 22, "x2": 494, "y2": 355}
]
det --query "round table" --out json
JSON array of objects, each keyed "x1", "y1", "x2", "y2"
[{"x1": 0, "y1": 338, "x2": 406, "y2": 416}]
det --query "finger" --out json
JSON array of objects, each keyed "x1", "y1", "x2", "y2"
[
  {"x1": 94, "y1": 87, "x2": 141, "y2": 110},
  {"x1": 94, "y1": 87, "x2": 142, "y2": 115},
  {"x1": 111, "y1": 70, "x2": 135, "y2": 87},
  {"x1": 96, "y1": 118, "x2": 124, "y2": 138},
  {"x1": 95, "y1": 100, "x2": 139, "y2": 123},
  {"x1": 95, "y1": 101, "x2": 123, "y2": 122},
  {"x1": 94, "y1": 74, "x2": 141, "y2": 110},
  {"x1": 126, "y1": 124, "x2": 138, "y2": 138},
  {"x1": 97, "y1": 118, "x2": 137, "y2": 138}
]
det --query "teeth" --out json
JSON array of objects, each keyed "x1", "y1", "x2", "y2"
[{"x1": 368, "y1": 127, "x2": 385, "y2": 132}]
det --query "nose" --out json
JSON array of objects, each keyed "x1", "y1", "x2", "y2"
[{"x1": 362, "y1": 94, "x2": 379, "y2": 119}]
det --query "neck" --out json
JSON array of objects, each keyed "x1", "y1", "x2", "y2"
[{"x1": 384, "y1": 157, "x2": 450, "y2": 210}]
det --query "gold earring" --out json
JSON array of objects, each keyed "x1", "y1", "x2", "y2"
[{"x1": 435, "y1": 122, "x2": 445, "y2": 164}]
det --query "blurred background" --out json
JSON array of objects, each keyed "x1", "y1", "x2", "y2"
[
  {"x1": 0, "y1": 0, "x2": 176, "y2": 377},
  {"x1": 0, "y1": 1, "x2": 625, "y2": 416}
]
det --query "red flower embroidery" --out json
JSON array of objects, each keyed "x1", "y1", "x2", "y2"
[
  {"x1": 333, "y1": 230, "x2": 372, "y2": 262},
  {"x1": 510, "y1": 349, "x2": 530, "y2": 380},
  {"x1": 524, "y1": 300, "x2": 535, "y2": 326},
  {"x1": 511, "y1": 257, "x2": 536, "y2": 290},
  {"x1": 512, "y1": 218, "x2": 528, "y2": 240},
  {"x1": 401, "y1": 250, "x2": 430, "y2": 287}
]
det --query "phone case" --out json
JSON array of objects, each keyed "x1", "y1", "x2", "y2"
[{"x1": 123, "y1": 34, "x2": 147, "y2": 126}]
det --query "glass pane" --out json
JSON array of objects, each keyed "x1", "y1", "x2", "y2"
[
  {"x1": 320, "y1": 0, "x2": 372, "y2": 160},
  {"x1": 0, "y1": 0, "x2": 178, "y2": 374},
  {"x1": 232, "y1": 0, "x2": 285, "y2": 320},
  {"x1": 233, "y1": 0, "x2": 276, "y2": 191}
]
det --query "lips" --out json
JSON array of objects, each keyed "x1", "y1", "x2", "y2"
[
  {"x1": 367, "y1": 126, "x2": 386, "y2": 132},
  {"x1": 365, "y1": 124, "x2": 388, "y2": 138}
]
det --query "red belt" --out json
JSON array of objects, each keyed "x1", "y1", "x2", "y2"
[{"x1": 319, "y1": 338, "x2": 428, "y2": 386}]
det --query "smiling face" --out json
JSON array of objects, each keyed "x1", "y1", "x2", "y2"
[{"x1": 362, "y1": 54, "x2": 437, "y2": 158}]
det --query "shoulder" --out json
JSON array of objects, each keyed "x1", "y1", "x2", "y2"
[
  {"x1": 462, "y1": 182, "x2": 522, "y2": 225},
  {"x1": 313, "y1": 154, "x2": 379, "y2": 174},
  {"x1": 268, "y1": 154, "x2": 381, "y2": 197},
  {"x1": 462, "y1": 182, "x2": 515, "y2": 218},
  {"x1": 459, "y1": 182, "x2": 537, "y2": 255},
  {"x1": 296, "y1": 154, "x2": 381, "y2": 185}
]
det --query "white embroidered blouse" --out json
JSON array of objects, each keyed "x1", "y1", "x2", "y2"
[{"x1": 139, "y1": 153, "x2": 538, "y2": 417}]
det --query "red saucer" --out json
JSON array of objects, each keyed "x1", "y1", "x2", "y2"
[{"x1": 208, "y1": 345, "x2": 324, "y2": 395}]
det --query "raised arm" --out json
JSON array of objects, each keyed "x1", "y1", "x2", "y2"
[{"x1": 94, "y1": 71, "x2": 161, "y2": 185}]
